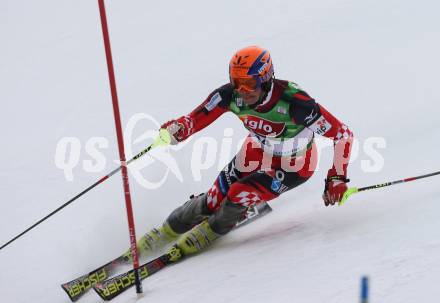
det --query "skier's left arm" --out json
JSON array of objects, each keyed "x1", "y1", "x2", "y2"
[{"x1": 290, "y1": 91, "x2": 354, "y2": 205}]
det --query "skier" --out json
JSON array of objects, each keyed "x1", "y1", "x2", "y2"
[{"x1": 128, "y1": 45, "x2": 353, "y2": 261}]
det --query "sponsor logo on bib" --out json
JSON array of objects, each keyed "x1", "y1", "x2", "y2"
[{"x1": 240, "y1": 115, "x2": 285, "y2": 137}]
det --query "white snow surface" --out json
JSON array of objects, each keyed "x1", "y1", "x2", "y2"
[{"x1": 1, "y1": 1, "x2": 440, "y2": 302}]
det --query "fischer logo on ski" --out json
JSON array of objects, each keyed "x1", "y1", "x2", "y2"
[{"x1": 62, "y1": 202, "x2": 272, "y2": 301}]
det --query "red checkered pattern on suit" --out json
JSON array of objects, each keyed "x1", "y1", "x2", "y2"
[
  {"x1": 230, "y1": 191, "x2": 263, "y2": 207},
  {"x1": 335, "y1": 124, "x2": 353, "y2": 141},
  {"x1": 206, "y1": 181, "x2": 225, "y2": 211}
]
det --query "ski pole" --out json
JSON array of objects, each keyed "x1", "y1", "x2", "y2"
[
  {"x1": 339, "y1": 170, "x2": 440, "y2": 206},
  {"x1": 0, "y1": 129, "x2": 172, "y2": 251}
]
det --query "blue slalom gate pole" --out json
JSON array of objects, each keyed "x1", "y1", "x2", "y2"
[{"x1": 360, "y1": 276, "x2": 369, "y2": 303}]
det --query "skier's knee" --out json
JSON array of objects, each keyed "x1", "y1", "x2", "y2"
[
  {"x1": 227, "y1": 182, "x2": 265, "y2": 207},
  {"x1": 166, "y1": 193, "x2": 211, "y2": 234},
  {"x1": 208, "y1": 198, "x2": 247, "y2": 235}
]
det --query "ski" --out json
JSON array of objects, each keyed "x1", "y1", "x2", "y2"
[
  {"x1": 93, "y1": 249, "x2": 177, "y2": 300},
  {"x1": 93, "y1": 202, "x2": 273, "y2": 301},
  {"x1": 61, "y1": 202, "x2": 272, "y2": 301},
  {"x1": 61, "y1": 255, "x2": 130, "y2": 301}
]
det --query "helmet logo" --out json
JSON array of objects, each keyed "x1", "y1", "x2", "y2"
[
  {"x1": 247, "y1": 51, "x2": 270, "y2": 76},
  {"x1": 258, "y1": 62, "x2": 268, "y2": 74},
  {"x1": 233, "y1": 55, "x2": 250, "y2": 66}
]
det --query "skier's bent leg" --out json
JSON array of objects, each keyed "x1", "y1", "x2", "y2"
[
  {"x1": 173, "y1": 197, "x2": 247, "y2": 256},
  {"x1": 138, "y1": 193, "x2": 211, "y2": 254},
  {"x1": 210, "y1": 175, "x2": 278, "y2": 235},
  {"x1": 166, "y1": 143, "x2": 317, "y2": 260},
  {"x1": 205, "y1": 167, "x2": 313, "y2": 236},
  {"x1": 208, "y1": 198, "x2": 248, "y2": 235},
  {"x1": 124, "y1": 193, "x2": 212, "y2": 261},
  {"x1": 166, "y1": 193, "x2": 212, "y2": 234},
  {"x1": 174, "y1": 176, "x2": 277, "y2": 256}
]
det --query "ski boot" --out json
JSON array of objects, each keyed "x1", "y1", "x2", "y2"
[
  {"x1": 163, "y1": 219, "x2": 220, "y2": 264},
  {"x1": 122, "y1": 193, "x2": 211, "y2": 261},
  {"x1": 168, "y1": 198, "x2": 247, "y2": 259},
  {"x1": 175, "y1": 220, "x2": 220, "y2": 256},
  {"x1": 122, "y1": 221, "x2": 179, "y2": 261}
]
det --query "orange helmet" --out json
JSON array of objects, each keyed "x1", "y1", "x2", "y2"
[{"x1": 229, "y1": 46, "x2": 274, "y2": 92}]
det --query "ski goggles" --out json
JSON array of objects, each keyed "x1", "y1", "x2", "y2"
[{"x1": 231, "y1": 77, "x2": 260, "y2": 93}]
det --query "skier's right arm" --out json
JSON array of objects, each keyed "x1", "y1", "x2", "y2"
[{"x1": 161, "y1": 84, "x2": 233, "y2": 144}]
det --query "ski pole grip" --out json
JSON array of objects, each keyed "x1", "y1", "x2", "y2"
[
  {"x1": 338, "y1": 187, "x2": 359, "y2": 206},
  {"x1": 152, "y1": 128, "x2": 172, "y2": 148}
]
